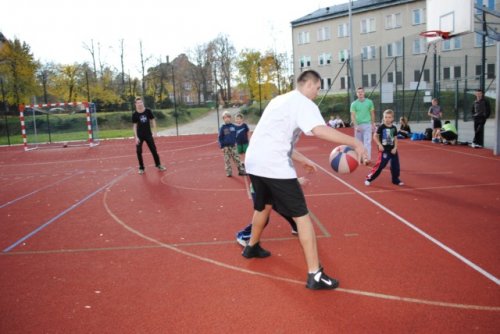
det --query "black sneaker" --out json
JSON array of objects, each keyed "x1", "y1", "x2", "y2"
[
  {"x1": 306, "y1": 267, "x2": 339, "y2": 290},
  {"x1": 242, "y1": 242, "x2": 271, "y2": 258}
]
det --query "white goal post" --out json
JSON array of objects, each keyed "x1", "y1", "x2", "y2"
[{"x1": 19, "y1": 101, "x2": 99, "y2": 151}]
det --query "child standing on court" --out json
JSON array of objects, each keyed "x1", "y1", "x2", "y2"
[
  {"x1": 427, "y1": 98, "x2": 443, "y2": 143},
  {"x1": 234, "y1": 113, "x2": 250, "y2": 162},
  {"x1": 365, "y1": 109, "x2": 404, "y2": 186},
  {"x1": 218, "y1": 111, "x2": 246, "y2": 177}
]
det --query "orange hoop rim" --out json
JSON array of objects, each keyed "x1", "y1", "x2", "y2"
[{"x1": 419, "y1": 30, "x2": 452, "y2": 39}]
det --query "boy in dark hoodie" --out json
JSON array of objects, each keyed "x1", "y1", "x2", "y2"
[{"x1": 218, "y1": 111, "x2": 246, "y2": 177}]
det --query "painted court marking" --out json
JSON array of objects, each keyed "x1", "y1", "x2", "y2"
[
  {"x1": 100, "y1": 173, "x2": 499, "y2": 311},
  {"x1": 2, "y1": 169, "x2": 132, "y2": 253},
  {"x1": 310, "y1": 159, "x2": 500, "y2": 286},
  {"x1": 0, "y1": 171, "x2": 83, "y2": 209}
]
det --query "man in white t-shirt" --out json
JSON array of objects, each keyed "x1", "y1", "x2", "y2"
[{"x1": 243, "y1": 70, "x2": 366, "y2": 290}]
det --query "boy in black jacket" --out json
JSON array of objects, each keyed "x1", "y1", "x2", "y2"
[{"x1": 218, "y1": 111, "x2": 246, "y2": 177}]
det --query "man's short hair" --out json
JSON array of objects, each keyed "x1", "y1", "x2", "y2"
[
  {"x1": 135, "y1": 97, "x2": 143, "y2": 102},
  {"x1": 476, "y1": 89, "x2": 483, "y2": 93},
  {"x1": 383, "y1": 109, "x2": 394, "y2": 116},
  {"x1": 357, "y1": 87, "x2": 364, "y2": 91},
  {"x1": 297, "y1": 70, "x2": 321, "y2": 84}
]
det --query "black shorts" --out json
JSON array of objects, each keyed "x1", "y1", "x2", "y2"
[
  {"x1": 433, "y1": 119, "x2": 442, "y2": 129},
  {"x1": 249, "y1": 174, "x2": 308, "y2": 218}
]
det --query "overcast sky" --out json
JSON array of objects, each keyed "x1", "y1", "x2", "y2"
[{"x1": 2, "y1": 0, "x2": 343, "y2": 76}]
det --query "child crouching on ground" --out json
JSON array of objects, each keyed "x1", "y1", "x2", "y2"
[
  {"x1": 218, "y1": 111, "x2": 246, "y2": 177},
  {"x1": 365, "y1": 109, "x2": 404, "y2": 186}
]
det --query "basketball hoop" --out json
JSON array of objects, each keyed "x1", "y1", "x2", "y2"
[{"x1": 420, "y1": 30, "x2": 452, "y2": 40}]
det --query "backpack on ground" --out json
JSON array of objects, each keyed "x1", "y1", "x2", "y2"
[{"x1": 424, "y1": 128, "x2": 433, "y2": 141}]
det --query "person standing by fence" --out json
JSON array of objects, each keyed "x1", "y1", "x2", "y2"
[
  {"x1": 470, "y1": 89, "x2": 491, "y2": 148},
  {"x1": 351, "y1": 87, "x2": 375, "y2": 162}
]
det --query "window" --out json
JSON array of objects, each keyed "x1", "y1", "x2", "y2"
[
  {"x1": 454, "y1": 66, "x2": 461, "y2": 78},
  {"x1": 442, "y1": 36, "x2": 462, "y2": 51},
  {"x1": 361, "y1": 18, "x2": 376, "y2": 34},
  {"x1": 443, "y1": 67, "x2": 451, "y2": 80},
  {"x1": 487, "y1": 63, "x2": 496, "y2": 79},
  {"x1": 424, "y1": 69, "x2": 430, "y2": 82},
  {"x1": 412, "y1": 8, "x2": 426, "y2": 25},
  {"x1": 339, "y1": 49, "x2": 350, "y2": 62},
  {"x1": 387, "y1": 41, "x2": 403, "y2": 57},
  {"x1": 396, "y1": 72, "x2": 402, "y2": 85},
  {"x1": 298, "y1": 31, "x2": 310, "y2": 45},
  {"x1": 361, "y1": 46, "x2": 376, "y2": 60},
  {"x1": 385, "y1": 13, "x2": 402, "y2": 29},
  {"x1": 362, "y1": 74, "x2": 369, "y2": 87},
  {"x1": 388, "y1": 72, "x2": 402, "y2": 84},
  {"x1": 414, "y1": 69, "x2": 430, "y2": 82},
  {"x1": 340, "y1": 76, "x2": 351, "y2": 89},
  {"x1": 338, "y1": 23, "x2": 349, "y2": 37},
  {"x1": 300, "y1": 56, "x2": 311, "y2": 68},
  {"x1": 475, "y1": 33, "x2": 495, "y2": 47},
  {"x1": 319, "y1": 53, "x2": 332, "y2": 66},
  {"x1": 413, "y1": 38, "x2": 426, "y2": 54},
  {"x1": 317, "y1": 26, "x2": 331, "y2": 41},
  {"x1": 363, "y1": 74, "x2": 377, "y2": 87},
  {"x1": 476, "y1": 65, "x2": 483, "y2": 79},
  {"x1": 326, "y1": 78, "x2": 332, "y2": 89},
  {"x1": 475, "y1": 0, "x2": 496, "y2": 14}
]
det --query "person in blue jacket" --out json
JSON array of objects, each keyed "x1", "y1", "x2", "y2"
[{"x1": 218, "y1": 111, "x2": 246, "y2": 177}]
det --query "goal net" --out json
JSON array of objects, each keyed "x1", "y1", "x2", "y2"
[{"x1": 19, "y1": 102, "x2": 99, "y2": 151}]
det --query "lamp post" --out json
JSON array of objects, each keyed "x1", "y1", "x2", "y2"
[
  {"x1": 213, "y1": 67, "x2": 220, "y2": 129},
  {"x1": 167, "y1": 56, "x2": 178, "y2": 136}
]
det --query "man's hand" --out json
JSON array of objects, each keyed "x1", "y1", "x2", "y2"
[{"x1": 302, "y1": 160, "x2": 317, "y2": 174}]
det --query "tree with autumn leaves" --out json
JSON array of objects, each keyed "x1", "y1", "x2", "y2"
[{"x1": 0, "y1": 32, "x2": 293, "y2": 111}]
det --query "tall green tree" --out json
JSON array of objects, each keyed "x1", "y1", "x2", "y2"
[{"x1": 0, "y1": 37, "x2": 38, "y2": 105}]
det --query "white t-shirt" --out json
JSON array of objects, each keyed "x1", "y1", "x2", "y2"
[{"x1": 245, "y1": 90, "x2": 325, "y2": 179}]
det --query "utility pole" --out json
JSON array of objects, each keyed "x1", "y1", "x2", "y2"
[
  {"x1": 167, "y1": 56, "x2": 178, "y2": 136},
  {"x1": 214, "y1": 67, "x2": 220, "y2": 129}
]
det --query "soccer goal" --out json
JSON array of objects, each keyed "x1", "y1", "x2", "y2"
[{"x1": 19, "y1": 102, "x2": 99, "y2": 151}]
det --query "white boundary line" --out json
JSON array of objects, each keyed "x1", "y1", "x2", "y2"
[
  {"x1": 310, "y1": 160, "x2": 500, "y2": 286},
  {"x1": 102, "y1": 189, "x2": 500, "y2": 311},
  {"x1": 0, "y1": 171, "x2": 83, "y2": 209}
]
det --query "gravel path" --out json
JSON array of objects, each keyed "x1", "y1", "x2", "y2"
[{"x1": 158, "y1": 107, "x2": 255, "y2": 136}]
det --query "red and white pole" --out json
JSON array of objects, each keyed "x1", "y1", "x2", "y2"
[{"x1": 18, "y1": 104, "x2": 28, "y2": 151}]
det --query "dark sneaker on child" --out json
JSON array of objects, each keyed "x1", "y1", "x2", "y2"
[
  {"x1": 236, "y1": 232, "x2": 250, "y2": 247},
  {"x1": 242, "y1": 242, "x2": 271, "y2": 258},
  {"x1": 157, "y1": 165, "x2": 167, "y2": 171},
  {"x1": 306, "y1": 267, "x2": 339, "y2": 290},
  {"x1": 138, "y1": 168, "x2": 145, "y2": 175},
  {"x1": 291, "y1": 228, "x2": 298, "y2": 236}
]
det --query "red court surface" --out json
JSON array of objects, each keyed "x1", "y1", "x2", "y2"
[{"x1": 1, "y1": 133, "x2": 499, "y2": 333}]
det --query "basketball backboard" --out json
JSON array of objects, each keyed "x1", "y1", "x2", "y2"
[{"x1": 425, "y1": 0, "x2": 475, "y2": 41}]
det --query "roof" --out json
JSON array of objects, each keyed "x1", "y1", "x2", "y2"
[{"x1": 291, "y1": 0, "x2": 418, "y2": 26}]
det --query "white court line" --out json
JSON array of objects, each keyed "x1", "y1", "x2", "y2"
[
  {"x1": 102, "y1": 190, "x2": 500, "y2": 311},
  {"x1": 0, "y1": 171, "x2": 83, "y2": 209},
  {"x1": 2, "y1": 169, "x2": 132, "y2": 253},
  {"x1": 1, "y1": 140, "x2": 217, "y2": 168},
  {"x1": 310, "y1": 159, "x2": 500, "y2": 286}
]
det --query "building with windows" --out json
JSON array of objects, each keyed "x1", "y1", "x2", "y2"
[{"x1": 291, "y1": 0, "x2": 497, "y2": 97}]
